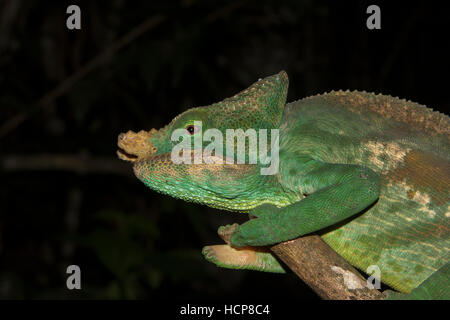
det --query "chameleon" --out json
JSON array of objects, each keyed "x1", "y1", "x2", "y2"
[{"x1": 117, "y1": 71, "x2": 449, "y2": 299}]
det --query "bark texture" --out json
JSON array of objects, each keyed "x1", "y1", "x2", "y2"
[{"x1": 271, "y1": 235, "x2": 386, "y2": 300}]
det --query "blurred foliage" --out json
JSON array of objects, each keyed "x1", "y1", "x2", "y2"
[
  {"x1": 78, "y1": 209, "x2": 210, "y2": 299},
  {"x1": 0, "y1": 0, "x2": 448, "y2": 299}
]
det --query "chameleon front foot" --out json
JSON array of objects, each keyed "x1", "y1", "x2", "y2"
[
  {"x1": 230, "y1": 204, "x2": 283, "y2": 247},
  {"x1": 202, "y1": 245, "x2": 285, "y2": 273},
  {"x1": 202, "y1": 223, "x2": 285, "y2": 273}
]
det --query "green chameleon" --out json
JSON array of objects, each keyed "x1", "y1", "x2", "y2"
[{"x1": 117, "y1": 71, "x2": 449, "y2": 299}]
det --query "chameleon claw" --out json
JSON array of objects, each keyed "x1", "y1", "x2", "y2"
[{"x1": 217, "y1": 223, "x2": 239, "y2": 244}]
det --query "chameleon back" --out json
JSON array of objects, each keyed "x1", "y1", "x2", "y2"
[{"x1": 280, "y1": 91, "x2": 450, "y2": 292}]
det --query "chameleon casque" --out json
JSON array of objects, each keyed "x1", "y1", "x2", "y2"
[{"x1": 117, "y1": 71, "x2": 449, "y2": 299}]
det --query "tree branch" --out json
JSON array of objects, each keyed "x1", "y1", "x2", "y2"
[{"x1": 270, "y1": 234, "x2": 386, "y2": 300}]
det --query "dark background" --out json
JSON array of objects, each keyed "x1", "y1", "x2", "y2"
[{"x1": 0, "y1": 0, "x2": 448, "y2": 300}]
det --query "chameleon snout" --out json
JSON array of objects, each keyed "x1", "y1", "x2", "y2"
[{"x1": 117, "y1": 129, "x2": 157, "y2": 162}]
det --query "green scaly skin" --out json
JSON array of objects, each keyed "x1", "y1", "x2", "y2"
[{"x1": 118, "y1": 71, "x2": 449, "y2": 299}]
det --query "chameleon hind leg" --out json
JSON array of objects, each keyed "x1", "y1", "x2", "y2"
[
  {"x1": 385, "y1": 263, "x2": 450, "y2": 300},
  {"x1": 202, "y1": 224, "x2": 285, "y2": 273}
]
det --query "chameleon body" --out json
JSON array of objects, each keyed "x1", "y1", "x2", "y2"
[{"x1": 118, "y1": 71, "x2": 449, "y2": 299}]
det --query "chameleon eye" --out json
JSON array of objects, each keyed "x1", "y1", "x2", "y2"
[{"x1": 186, "y1": 125, "x2": 196, "y2": 135}]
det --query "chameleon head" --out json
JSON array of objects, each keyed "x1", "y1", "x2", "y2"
[{"x1": 117, "y1": 71, "x2": 293, "y2": 211}]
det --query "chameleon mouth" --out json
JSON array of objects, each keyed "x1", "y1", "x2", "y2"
[
  {"x1": 117, "y1": 148, "x2": 139, "y2": 162},
  {"x1": 117, "y1": 129, "x2": 157, "y2": 162}
]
